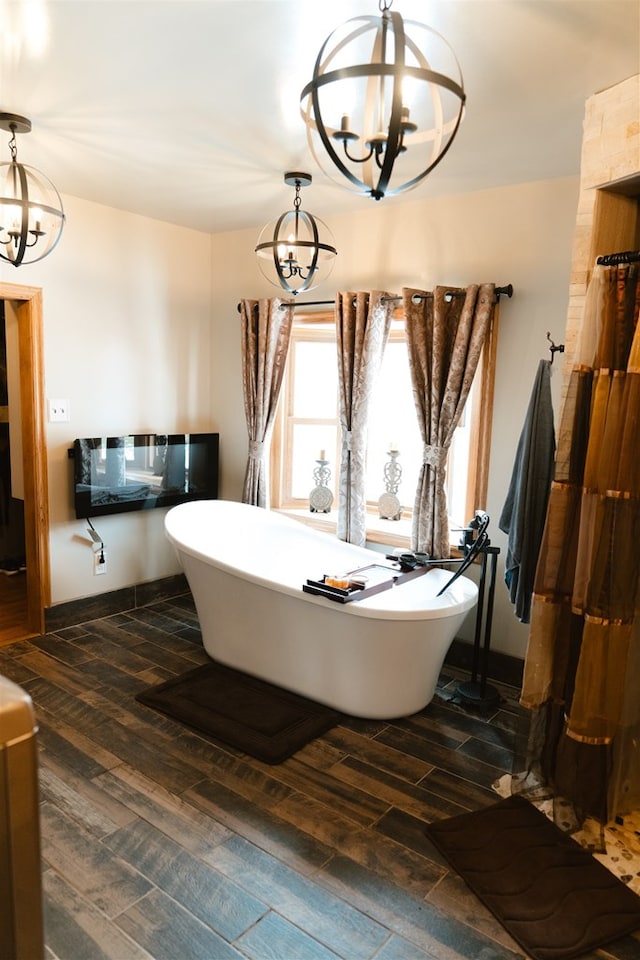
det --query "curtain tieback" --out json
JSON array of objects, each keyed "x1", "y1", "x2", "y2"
[
  {"x1": 249, "y1": 439, "x2": 265, "y2": 460},
  {"x1": 423, "y1": 443, "x2": 446, "y2": 468}
]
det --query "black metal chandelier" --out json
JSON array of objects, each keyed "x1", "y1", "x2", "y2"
[
  {"x1": 0, "y1": 112, "x2": 65, "y2": 267},
  {"x1": 300, "y1": 0, "x2": 465, "y2": 201},
  {"x1": 255, "y1": 172, "x2": 337, "y2": 296}
]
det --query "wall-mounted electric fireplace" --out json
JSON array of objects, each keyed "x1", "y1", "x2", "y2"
[{"x1": 72, "y1": 432, "x2": 219, "y2": 519}]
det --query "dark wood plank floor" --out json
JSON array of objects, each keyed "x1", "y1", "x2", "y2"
[{"x1": 2, "y1": 593, "x2": 638, "y2": 960}]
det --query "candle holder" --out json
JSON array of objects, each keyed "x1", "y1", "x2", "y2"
[
  {"x1": 378, "y1": 448, "x2": 402, "y2": 520},
  {"x1": 309, "y1": 458, "x2": 333, "y2": 513}
]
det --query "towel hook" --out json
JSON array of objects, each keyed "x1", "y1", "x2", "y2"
[{"x1": 546, "y1": 331, "x2": 565, "y2": 364}]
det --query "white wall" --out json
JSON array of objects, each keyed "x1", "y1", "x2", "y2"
[
  {"x1": 1, "y1": 174, "x2": 579, "y2": 660},
  {"x1": 209, "y1": 175, "x2": 579, "y2": 659},
  {"x1": 1, "y1": 195, "x2": 214, "y2": 605}
]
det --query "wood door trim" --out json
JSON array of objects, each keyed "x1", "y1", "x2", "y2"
[{"x1": 0, "y1": 281, "x2": 50, "y2": 635}]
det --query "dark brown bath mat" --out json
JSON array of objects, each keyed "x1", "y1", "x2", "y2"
[
  {"x1": 425, "y1": 794, "x2": 640, "y2": 960},
  {"x1": 136, "y1": 661, "x2": 342, "y2": 764}
]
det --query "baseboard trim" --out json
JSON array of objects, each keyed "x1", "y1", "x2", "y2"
[
  {"x1": 45, "y1": 574, "x2": 190, "y2": 633},
  {"x1": 46, "y1": 585, "x2": 524, "y2": 692},
  {"x1": 445, "y1": 637, "x2": 524, "y2": 690}
]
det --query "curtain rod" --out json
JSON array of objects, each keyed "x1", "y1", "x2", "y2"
[
  {"x1": 237, "y1": 283, "x2": 513, "y2": 312},
  {"x1": 596, "y1": 250, "x2": 640, "y2": 266}
]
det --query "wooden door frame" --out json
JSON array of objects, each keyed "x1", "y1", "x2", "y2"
[{"x1": 0, "y1": 281, "x2": 50, "y2": 635}]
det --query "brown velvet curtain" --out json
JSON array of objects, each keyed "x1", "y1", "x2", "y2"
[
  {"x1": 335, "y1": 291, "x2": 394, "y2": 545},
  {"x1": 520, "y1": 262, "x2": 640, "y2": 825},
  {"x1": 403, "y1": 284, "x2": 496, "y2": 559},
  {"x1": 240, "y1": 297, "x2": 293, "y2": 507}
]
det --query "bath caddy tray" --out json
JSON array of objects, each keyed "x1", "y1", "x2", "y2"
[{"x1": 303, "y1": 563, "x2": 429, "y2": 604}]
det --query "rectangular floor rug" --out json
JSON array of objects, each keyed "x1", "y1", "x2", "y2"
[
  {"x1": 136, "y1": 661, "x2": 342, "y2": 764},
  {"x1": 425, "y1": 794, "x2": 640, "y2": 960}
]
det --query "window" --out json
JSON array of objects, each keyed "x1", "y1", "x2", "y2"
[{"x1": 271, "y1": 306, "x2": 497, "y2": 546}]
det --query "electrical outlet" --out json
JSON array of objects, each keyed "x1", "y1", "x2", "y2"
[
  {"x1": 94, "y1": 549, "x2": 107, "y2": 575},
  {"x1": 48, "y1": 398, "x2": 70, "y2": 422}
]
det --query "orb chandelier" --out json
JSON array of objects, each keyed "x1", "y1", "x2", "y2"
[
  {"x1": 300, "y1": 0, "x2": 465, "y2": 201},
  {"x1": 0, "y1": 112, "x2": 65, "y2": 267},
  {"x1": 255, "y1": 172, "x2": 337, "y2": 296}
]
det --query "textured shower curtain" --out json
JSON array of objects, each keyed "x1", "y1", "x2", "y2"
[
  {"x1": 335, "y1": 291, "x2": 394, "y2": 545},
  {"x1": 403, "y1": 284, "x2": 496, "y2": 559},
  {"x1": 521, "y1": 262, "x2": 640, "y2": 825},
  {"x1": 240, "y1": 297, "x2": 293, "y2": 508}
]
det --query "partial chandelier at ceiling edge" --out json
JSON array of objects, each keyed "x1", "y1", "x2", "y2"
[
  {"x1": 0, "y1": 112, "x2": 65, "y2": 267},
  {"x1": 300, "y1": 0, "x2": 465, "y2": 200}
]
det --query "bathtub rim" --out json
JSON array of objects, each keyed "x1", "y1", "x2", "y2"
[{"x1": 165, "y1": 499, "x2": 478, "y2": 622}]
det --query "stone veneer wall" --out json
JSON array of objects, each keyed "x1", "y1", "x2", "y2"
[{"x1": 562, "y1": 74, "x2": 640, "y2": 394}]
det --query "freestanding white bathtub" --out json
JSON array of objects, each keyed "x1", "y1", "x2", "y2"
[{"x1": 164, "y1": 500, "x2": 478, "y2": 719}]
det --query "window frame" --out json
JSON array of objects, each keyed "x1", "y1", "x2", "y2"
[{"x1": 270, "y1": 303, "x2": 499, "y2": 547}]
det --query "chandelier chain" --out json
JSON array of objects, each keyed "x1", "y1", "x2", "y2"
[
  {"x1": 379, "y1": 0, "x2": 393, "y2": 12},
  {"x1": 8, "y1": 125, "x2": 18, "y2": 162}
]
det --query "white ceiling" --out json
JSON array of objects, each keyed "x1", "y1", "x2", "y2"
[{"x1": 1, "y1": 0, "x2": 638, "y2": 236}]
